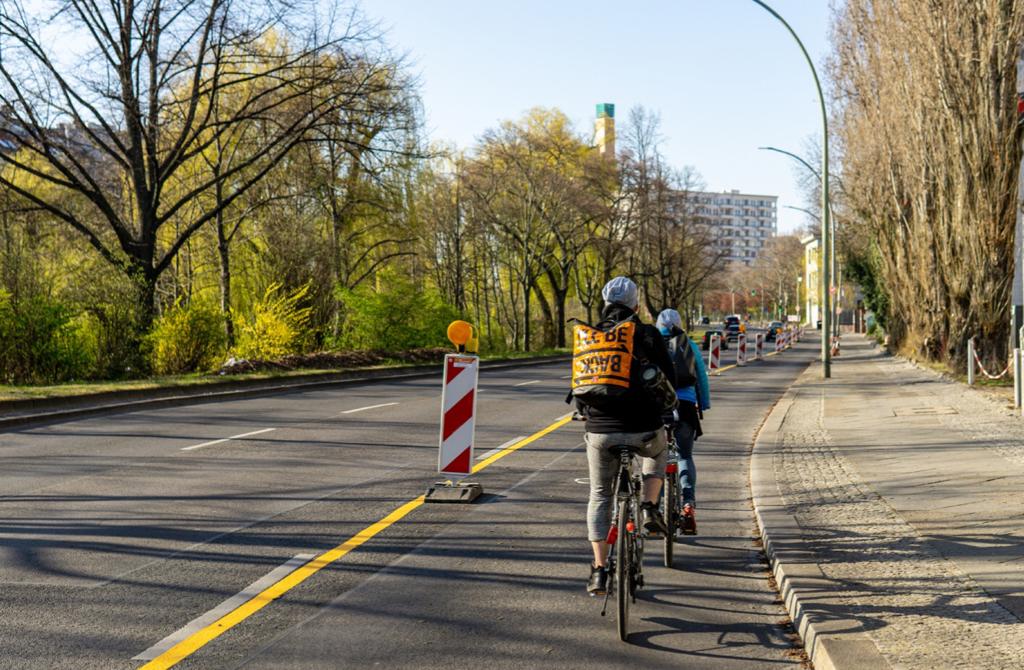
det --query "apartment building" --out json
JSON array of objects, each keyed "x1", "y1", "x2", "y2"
[{"x1": 694, "y1": 190, "x2": 778, "y2": 266}]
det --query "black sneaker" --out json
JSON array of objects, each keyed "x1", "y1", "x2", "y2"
[
  {"x1": 587, "y1": 563, "x2": 609, "y2": 596},
  {"x1": 641, "y1": 501, "x2": 668, "y2": 536}
]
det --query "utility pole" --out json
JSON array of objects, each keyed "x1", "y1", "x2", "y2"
[{"x1": 1013, "y1": 43, "x2": 1024, "y2": 407}]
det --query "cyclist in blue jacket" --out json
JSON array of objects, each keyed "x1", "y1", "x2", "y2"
[{"x1": 656, "y1": 308, "x2": 710, "y2": 534}]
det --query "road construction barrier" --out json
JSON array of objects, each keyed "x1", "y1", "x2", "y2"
[
  {"x1": 755, "y1": 333, "x2": 765, "y2": 361},
  {"x1": 438, "y1": 353, "x2": 479, "y2": 475},
  {"x1": 708, "y1": 333, "x2": 721, "y2": 373},
  {"x1": 775, "y1": 332, "x2": 783, "y2": 354},
  {"x1": 967, "y1": 337, "x2": 1010, "y2": 383},
  {"x1": 737, "y1": 333, "x2": 747, "y2": 366}
]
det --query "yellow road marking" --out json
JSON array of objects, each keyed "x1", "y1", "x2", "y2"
[
  {"x1": 472, "y1": 415, "x2": 573, "y2": 473},
  {"x1": 142, "y1": 413, "x2": 573, "y2": 669}
]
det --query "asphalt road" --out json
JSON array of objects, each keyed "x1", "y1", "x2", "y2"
[{"x1": 0, "y1": 336, "x2": 817, "y2": 669}]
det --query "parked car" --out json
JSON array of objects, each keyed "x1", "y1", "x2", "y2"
[
  {"x1": 702, "y1": 329, "x2": 729, "y2": 351},
  {"x1": 765, "y1": 321, "x2": 784, "y2": 341},
  {"x1": 700, "y1": 316, "x2": 711, "y2": 325},
  {"x1": 724, "y1": 314, "x2": 742, "y2": 341}
]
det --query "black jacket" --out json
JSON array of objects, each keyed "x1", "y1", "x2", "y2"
[{"x1": 577, "y1": 303, "x2": 676, "y2": 434}]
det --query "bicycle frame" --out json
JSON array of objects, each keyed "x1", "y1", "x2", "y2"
[{"x1": 601, "y1": 449, "x2": 645, "y2": 621}]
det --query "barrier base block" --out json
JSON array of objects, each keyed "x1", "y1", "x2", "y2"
[{"x1": 425, "y1": 480, "x2": 483, "y2": 503}]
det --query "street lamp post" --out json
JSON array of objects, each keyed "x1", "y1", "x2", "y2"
[
  {"x1": 762, "y1": 147, "x2": 840, "y2": 346},
  {"x1": 797, "y1": 275, "x2": 803, "y2": 323},
  {"x1": 749, "y1": 0, "x2": 831, "y2": 378}
]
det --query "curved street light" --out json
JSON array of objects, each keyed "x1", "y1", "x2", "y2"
[
  {"x1": 768, "y1": 151, "x2": 840, "y2": 340},
  {"x1": 749, "y1": 0, "x2": 831, "y2": 378}
]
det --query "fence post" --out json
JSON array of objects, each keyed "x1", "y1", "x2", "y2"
[
  {"x1": 1020, "y1": 329, "x2": 1024, "y2": 417},
  {"x1": 1016, "y1": 347, "x2": 1022, "y2": 408},
  {"x1": 967, "y1": 338, "x2": 975, "y2": 385}
]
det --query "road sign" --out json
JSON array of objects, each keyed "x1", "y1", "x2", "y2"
[{"x1": 439, "y1": 354, "x2": 479, "y2": 476}]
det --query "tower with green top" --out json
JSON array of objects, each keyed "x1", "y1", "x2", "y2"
[{"x1": 595, "y1": 103, "x2": 615, "y2": 159}]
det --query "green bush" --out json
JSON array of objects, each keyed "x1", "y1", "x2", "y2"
[
  {"x1": 147, "y1": 299, "x2": 226, "y2": 375},
  {"x1": 235, "y1": 283, "x2": 312, "y2": 360},
  {"x1": 0, "y1": 291, "x2": 93, "y2": 384},
  {"x1": 335, "y1": 276, "x2": 461, "y2": 351}
]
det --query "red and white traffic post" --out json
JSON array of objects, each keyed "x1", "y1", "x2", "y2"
[
  {"x1": 755, "y1": 332, "x2": 765, "y2": 361},
  {"x1": 737, "y1": 332, "x2": 747, "y2": 366},
  {"x1": 708, "y1": 333, "x2": 721, "y2": 374},
  {"x1": 438, "y1": 353, "x2": 478, "y2": 475},
  {"x1": 775, "y1": 332, "x2": 783, "y2": 354},
  {"x1": 426, "y1": 321, "x2": 483, "y2": 503}
]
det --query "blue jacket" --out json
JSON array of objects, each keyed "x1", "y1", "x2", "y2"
[
  {"x1": 661, "y1": 329, "x2": 711, "y2": 411},
  {"x1": 689, "y1": 337, "x2": 711, "y2": 411}
]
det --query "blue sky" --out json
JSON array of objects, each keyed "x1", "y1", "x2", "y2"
[{"x1": 362, "y1": 0, "x2": 833, "y2": 234}]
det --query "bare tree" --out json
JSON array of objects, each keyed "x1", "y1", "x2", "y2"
[
  {"x1": 617, "y1": 106, "x2": 727, "y2": 323},
  {"x1": 831, "y1": 0, "x2": 1024, "y2": 367}
]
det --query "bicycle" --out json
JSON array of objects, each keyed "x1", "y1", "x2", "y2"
[
  {"x1": 661, "y1": 423, "x2": 681, "y2": 567},
  {"x1": 600, "y1": 444, "x2": 646, "y2": 642}
]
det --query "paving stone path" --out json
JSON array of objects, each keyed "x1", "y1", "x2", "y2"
[{"x1": 760, "y1": 334, "x2": 1024, "y2": 669}]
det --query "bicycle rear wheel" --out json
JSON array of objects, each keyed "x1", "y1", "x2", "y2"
[
  {"x1": 615, "y1": 498, "x2": 631, "y2": 641},
  {"x1": 663, "y1": 470, "x2": 678, "y2": 567}
]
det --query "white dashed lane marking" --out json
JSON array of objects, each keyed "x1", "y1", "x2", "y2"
[
  {"x1": 181, "y1": 428, "x2": 276, "y2": 452},
  {"x1": 340, "y1": 402, "x2": 399, "y2": 415},
  {"x1": 475, "y1": 436, "x2": 527, "y2": 461}
]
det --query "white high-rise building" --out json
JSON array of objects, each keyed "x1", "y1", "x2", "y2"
[{"x1": 694, "y1": 189, "x2": 778, "y2": 266}]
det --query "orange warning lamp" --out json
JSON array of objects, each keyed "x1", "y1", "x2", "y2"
[{"x1": 447, "y1": 320, "x2": 478, "y2": 354}]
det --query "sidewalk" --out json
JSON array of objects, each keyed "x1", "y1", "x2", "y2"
[{"x1": 753, "y1": 333, "x2": 1024, "y2": 670}]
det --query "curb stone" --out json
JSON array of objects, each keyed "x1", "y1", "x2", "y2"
[
  {"x1": 0, "y1": 355, "x2": 569, "y2": 430},
  {"x1": 750, "y1": 383, "x2": 891, "y2": 670}
]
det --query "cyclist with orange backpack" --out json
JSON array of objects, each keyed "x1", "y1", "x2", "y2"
[{"x1": 570, "y1": 277, "x2": 677, "y2": 595}]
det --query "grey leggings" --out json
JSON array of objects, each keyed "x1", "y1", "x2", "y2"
[{"x1": 585, "y1": 430, "x2": 667, "y2": 542}]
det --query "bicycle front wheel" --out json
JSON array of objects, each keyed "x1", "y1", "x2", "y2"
[
  {"x1": 663, "y1": 471, "x2": 678, "y2": 567},
  {"x1": 616, "y1": 498, "x2": 631, "y2": 642}
]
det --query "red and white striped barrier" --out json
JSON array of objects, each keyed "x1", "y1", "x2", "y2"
[
  {"x1": 708, "y1": 333, "x2": 721, "y2": 373},
  {"x1": 737, "y1": 333, "x2": 747, "y2": 366},
  {"x1": 775, "y1": 332, "x2": 783, "y2": 353},
  {"x1": 438, "y1": 353, "x2": 479, "y2": 476},
  {"x1": 755, "y1": 333, "x2": 764, "y2": 361}
]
